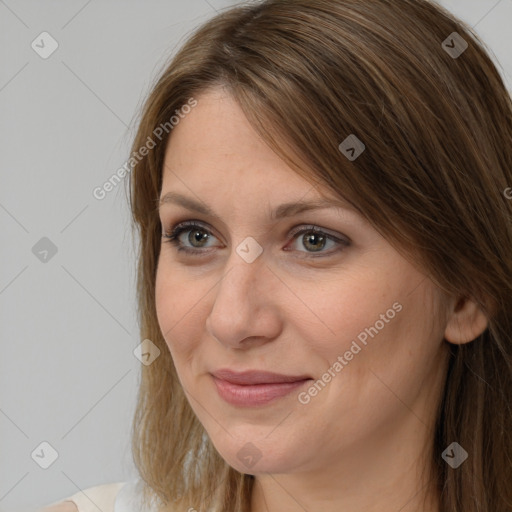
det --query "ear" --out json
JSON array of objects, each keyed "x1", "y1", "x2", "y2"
[{"x1": 444, "y1": 295, "x2": 489, "y2": 345}]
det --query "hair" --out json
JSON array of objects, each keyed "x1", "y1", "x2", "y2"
[{"x1": 125, "y1": 0, "x2": 512, "y2": 510}]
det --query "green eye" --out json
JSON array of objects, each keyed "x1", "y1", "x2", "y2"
[{"x1": 162, "y1": 221, "x2": 350, "y2": 258}]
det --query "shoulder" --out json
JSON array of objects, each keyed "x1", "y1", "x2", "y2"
[
  {"x1": 40, "y1": 502, "x2": 78, "y2": 512},
  {"x1": 40, "y1": 482, "x2": 127, "y2": 512}
]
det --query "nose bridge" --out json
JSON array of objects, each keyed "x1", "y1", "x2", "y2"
[
  {"x1": 206, "y1": 247, "x2": 280, "y2": 347},
  {"x1": 217, "y1": 229, "x2": 268, "y2": 295},
  {"x1": 216, "y1": 247, "x2": 266, "y2": 313}
]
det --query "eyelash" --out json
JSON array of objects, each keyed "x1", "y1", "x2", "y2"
[{"x1": 161, "y1": 220, "x2": 350, "y2": 258}]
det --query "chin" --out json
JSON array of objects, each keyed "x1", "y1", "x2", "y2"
[{"x1": 210, "y1": 432, "x2": 304, "y2": 475}]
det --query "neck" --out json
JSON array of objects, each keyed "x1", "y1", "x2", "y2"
[{"x1": 250, "y1": 415, "x2": 441, "y2": 512}]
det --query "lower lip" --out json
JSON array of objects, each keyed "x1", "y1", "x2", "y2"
[{"x1": 212, "y1": 376, "x2": 312, "y2": 407}]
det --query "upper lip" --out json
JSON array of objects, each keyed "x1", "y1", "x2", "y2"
[{"x1": 211, "y1": 369, "x2": 312, "y2": 385}]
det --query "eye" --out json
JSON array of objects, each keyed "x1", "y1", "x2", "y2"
[
  {"x1": 162, "y1": 221, "x2": 219, "y2": 256},
  {"x1": 286, "y1": 225, "x2": 350, "y2": 257},
  {"x1": 162, "y1": 220, "x2": 350, "y2": 258}
]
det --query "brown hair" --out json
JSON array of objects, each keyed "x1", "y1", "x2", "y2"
[{"x1": 126, "y1": 1, "x2": 512, "y2": 510}]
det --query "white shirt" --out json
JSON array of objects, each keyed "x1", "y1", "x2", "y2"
[{"x1": 42, "y1": 479, "x2": 160, "y2": 512}]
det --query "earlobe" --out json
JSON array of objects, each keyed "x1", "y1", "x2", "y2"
[{"x1": 443, "y1": 296, "x2": 489, "y2": 345}]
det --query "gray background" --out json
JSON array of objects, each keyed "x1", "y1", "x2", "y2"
[{"x1": 1, "y1": 1, "x2": 510, "y2": 510}]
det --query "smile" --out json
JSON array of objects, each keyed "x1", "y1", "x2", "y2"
[{"x1": 211, "y1": 375, "x2": 312, "y2": 407}]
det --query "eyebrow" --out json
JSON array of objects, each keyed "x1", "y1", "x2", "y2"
[{"x1": 158, "y1": 191, "x2": 358, "y2": 221}]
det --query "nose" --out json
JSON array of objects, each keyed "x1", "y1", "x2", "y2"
[{"x1": 205, "y1": 253, "x2": 282, "y2": 350}]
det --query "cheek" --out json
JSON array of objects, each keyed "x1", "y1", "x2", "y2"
[
  {"x1": 300, "y1": 266, "x2": 437, "y2": 376},
  {"x1": 155, "y1": 268, "x2": 174, "y2": 339},
  {"x1": 155, "y1": 267, "x2": 187, "y2": 352},
  {"x1": 154, "y1": 265, "x2": 208, "y2": 360},
  {"x1": 298, "y1": 271, "x2": 395, "y2": 351}
]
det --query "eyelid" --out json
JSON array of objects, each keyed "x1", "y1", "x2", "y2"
[
  {"x1": 168, "y1": 219, "x2": 221, "y2": 241},
  {"x1": 162, "y1": 218, "x2": 350, "y2": 241},
  {"x1": 162, "y1": 219, "x2": 351, "y2": 257},
  {"x1": 287, "y1": 224, "x2": 350, "y2": 244}
]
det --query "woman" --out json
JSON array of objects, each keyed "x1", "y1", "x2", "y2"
[{"x1": 42, "y1": 0, "x2": 512, "y2": 510}]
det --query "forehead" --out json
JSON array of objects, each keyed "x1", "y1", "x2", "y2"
[
  {"x1": 159, "y1": 88, "x2": 363, "y2": 220},
  {"x1": 161, "y1": 89, "x2": 318, "y2": 195},
  {"x1": 163, "y1": 88, "x2": 285, "y2": 172}
]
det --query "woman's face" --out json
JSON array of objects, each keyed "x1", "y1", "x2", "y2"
[{"x1": 155, "y1": 86, "x2": 452, "y2": 477}]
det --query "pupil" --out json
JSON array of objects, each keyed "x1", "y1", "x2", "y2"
[
  {"x1": 192, "y1": 230, "x2": 208, "y2": 246},
  {"x1": 305, "y1": 233, "x2": 325, "y2": 252}
]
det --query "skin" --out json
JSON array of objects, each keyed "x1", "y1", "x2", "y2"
[
  {"x1": 40, "y1": 503, "x2": 77, "y2": 512},
  {"x1": 155, "y1": 85, "x2": 489, "y2": 512}
]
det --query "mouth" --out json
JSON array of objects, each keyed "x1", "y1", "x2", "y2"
[
  {"x1": 210, "y1": 369, "x2": 313, "y2": 407},
  {"x1": 210, "y1": 368, "x2": 312, "y2": 385}
]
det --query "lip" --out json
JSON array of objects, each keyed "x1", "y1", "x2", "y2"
[
  {"x1": 210, "y1": 369, "x2": 313, "y2": 407},
  {"x1": 211, "y1": 369, "x2": 312, "y2": 385}
]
